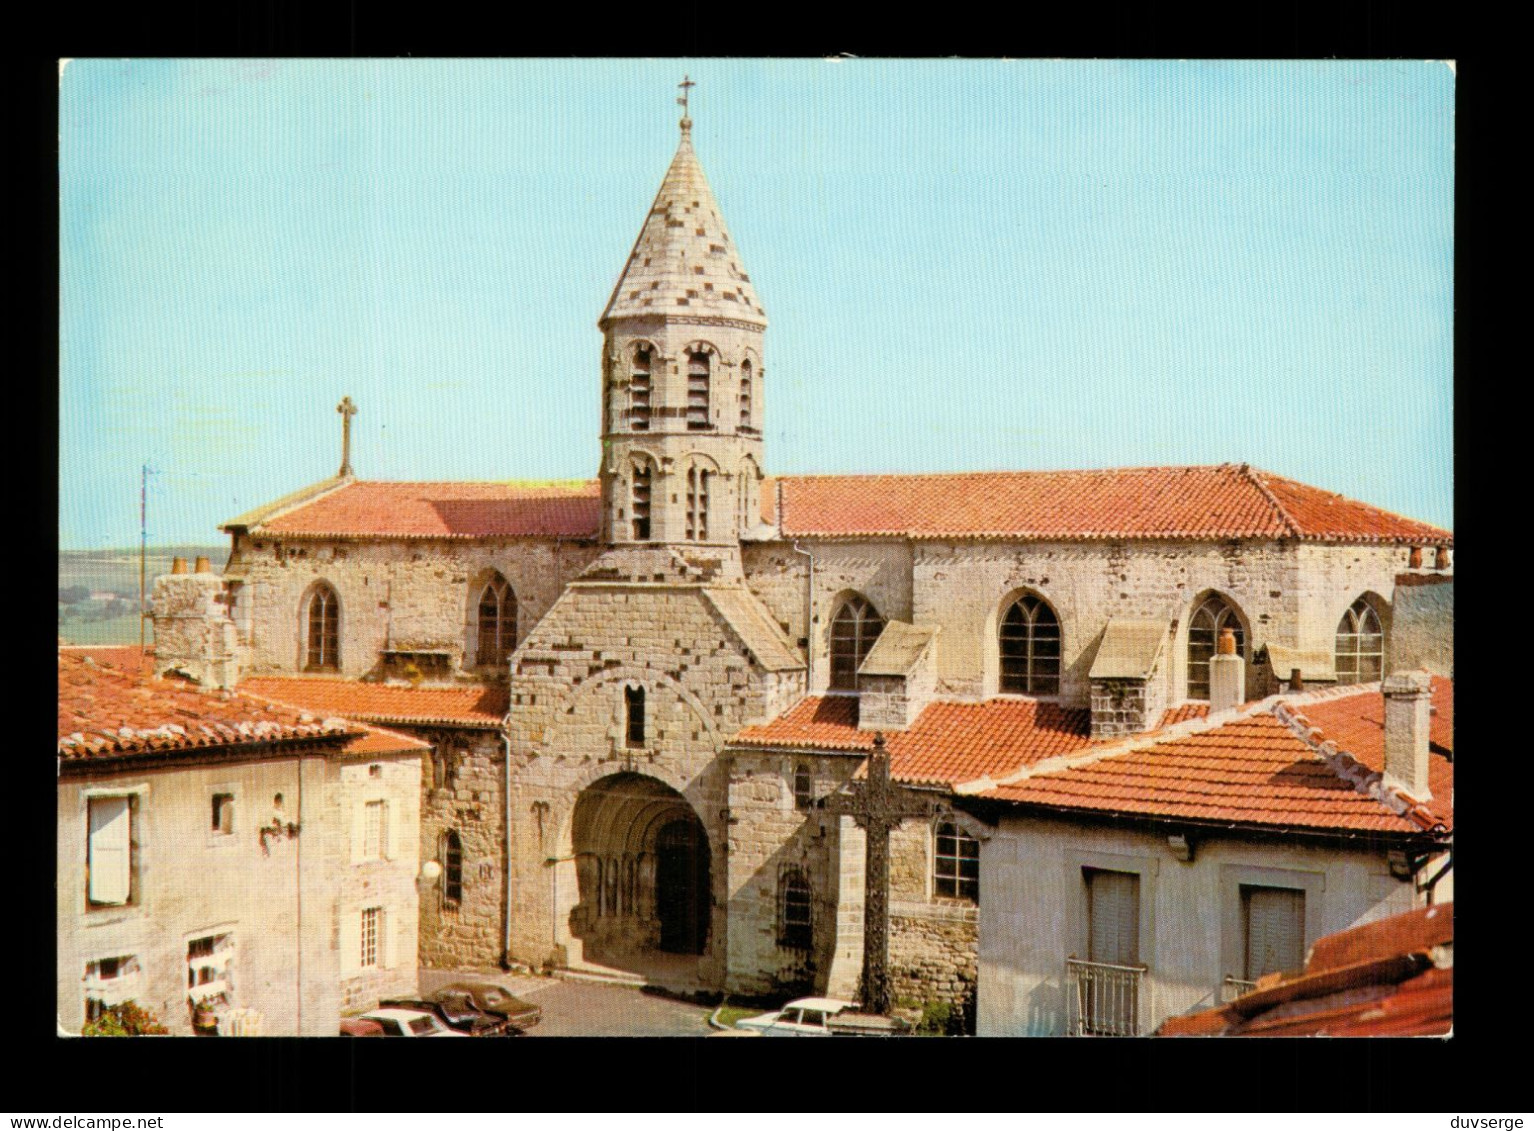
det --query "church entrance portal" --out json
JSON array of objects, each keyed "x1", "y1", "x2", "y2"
[{"x1": 570, "y1": 773, "x2": 712, "y2": 977}]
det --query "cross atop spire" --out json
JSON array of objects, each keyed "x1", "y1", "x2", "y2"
[
  {"x1": 336, "y1": 396, "x2": 357, "y2": 478},
  {"x1": 677, "y1": 74, "x2": 695, "y2": 133}
]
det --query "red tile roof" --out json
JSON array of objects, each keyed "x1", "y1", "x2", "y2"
[
  {"x1": 235, "y1": 466, "x2": 1449, "y2": 545},
  {"x1": 1159, "y1": 903, "x2": 1452, "y2": 1037},
  {"x1": 57, "y1": 651, "x2": 426, "y2": 761},
  {"x1": 239, "y1": 677, "x2": 508, "y2": 728},
  {"x1": 774, "y1": 464, "x2": 1450, "y2": 543},
  {"x1": 733, "y1": 696, "x2": 1094, "y2": 788},
  {"x1": 978, "y1": 681, "x2": 1453, "y2": 837},
  {"x1": 1158, "y1": 703, "x2": 1209, "y2": 728},
  {"x1": 58, "y1": 644, "x2": 155, "y2": 674},
  {"x1": 245, "y1": 480, "x2": 602, "y2": 539}
]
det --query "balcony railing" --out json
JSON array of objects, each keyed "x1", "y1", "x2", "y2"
[
  {"x1": 1222, "y1": 975, "x2": 1259, "y2": 1003},
  {"x1": 1066, "y1": 957, "x2": 1147, "y2": 1036}
]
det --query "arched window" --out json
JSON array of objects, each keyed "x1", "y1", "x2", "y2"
[
  {"x1": 792, "y1": 762, "x2": 813, "y2": 810},
  {"x1": 625, "y1": 685, "x2": 645, "y2": 748},
  {"x1": 778, "y1": 867, "x2": 812, "y2": 949},
  {"x1": 475, "y1": 575, "x2": 517, "y2": 667},
  {"x1": 829, "y1": 594, "x2": 885, "y2": 691},
  {"x1": 739, "y1": 358, "x2": 753, "y2": 431},
  {"x1": 998, "y1": 593, "x2": 1061, "y2": 695},
  {"x1": 737, "y1": 459, "x2": 759, "y2": 535},
  {"x1": 686, "y1": 466, "x2": 711, "y2": 541},
  {"x1": 440, "y1": 830, "x2": 463, "y2": 907},
  {"x1": 631, "y1": 462, "x2": 652, "y2": 541},
  {"x1": 305, "y1": 583, "x2": 339, "y2": 672},
  {"x1": 629, "y1": 345, "x2": 652, "y2": 431},
  {"x1": 687, "y1": 351, "x2": 711, "y2": 430},
  {"x1": 1188, "y1": 594, "x2": 1245, "y2": 700},
  {"x1": 934, "y1": 820, "x2": 979, "y2": 902},
  {"x1": 1335, "y1": 597, "x2": 1384, "y2": 684}
]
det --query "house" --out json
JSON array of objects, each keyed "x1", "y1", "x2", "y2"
[
  {"x1": 147, "y1": 97, "x2": 1453, "y2": 1018},
  {"x1": 57, "y1": 646, "x2": 428, "y2": 1036},
  {"x1": 963, "y1": 650, "x2": 1452, "y2": 1036}
]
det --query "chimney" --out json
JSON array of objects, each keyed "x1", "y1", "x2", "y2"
[
  {"x1": 1408, "y1": 546, "x2": 1423, "y2": 569},
  {"x1": 1381, "y1": 670, "x2": 1434, "y2": 799},
  {"x1": 1208, "y1": 627, "x2": 1244, "y2": 713},
  {"x1": 1434, "y1": 545, "x2": 1451, "y2": 570},
  {"x1": 170, "y1": 557, "x2": 188, "y2": 574},
  {"x1": 194, "y1": 555, "x2": 213, "y2": 574},
  {"x1": 1289, "y1": 668, "x2": 1304, "y2": 693}
]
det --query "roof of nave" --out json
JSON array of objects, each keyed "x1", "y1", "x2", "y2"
[
  {"x1": 238, "y1": 677, "x2": 509, "y2": 729},
  {"x1": 970, "y1": 678, "x2": 1453, "y2": 838},
  {"x1": 58, "y1": 650, "x2": 428, "y2": 762},
  {"x1": 1159, "y1": 903, "x2": 1453, "y2": 1037},
  {"x1": 233, "y1": 480, "x2": 603, "y2": 539},
  {"x1": 771, "y1": 464, "x2": 1452, "y2": 544},
  {"x1": 599, "y1": 123, "x2": 766, "y2": 328},
  {"x1": 231, "y1": 464, "x2": 1449, "y2": 545}
]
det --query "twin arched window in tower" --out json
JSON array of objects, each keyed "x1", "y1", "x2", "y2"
[{"x1": 623, "y1": 342, "x2": 760, "y2": 436}]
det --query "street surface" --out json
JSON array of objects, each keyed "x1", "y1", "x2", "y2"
[{"x1": 419, "y1": 969, "x2": 714, "y2": 1037}]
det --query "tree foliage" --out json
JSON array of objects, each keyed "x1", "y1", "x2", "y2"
[{"x1": 81, "y1": 1001, "x2": 169, "y2": 1036}]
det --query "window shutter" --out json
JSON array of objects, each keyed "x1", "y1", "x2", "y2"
[
  {"x1": 380, "y1": 907, "x2": 395, "y2": 969},
  {"x1": 88, "y1": 797, "x2": 132, "y2": 905},
  {"x1": 383, "y1": 800, "x2": 397, "y2": 861},
  {"x1": 339, "y1": 909, "x2": 360, "y2": 975},
  {"x1": 1088, "y1": 870, "x2": 1140, "y2": 966},
  {"x1": 350, "y1": 802, "x2": 365, "y2": 865},
  {"x1": 1245, "y1": 888, "x2": 1305, "y2": 979}
]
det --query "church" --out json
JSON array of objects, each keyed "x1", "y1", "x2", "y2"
[{"x1": 150, "y1": 90, "x2": 1454, "y2": 1031}]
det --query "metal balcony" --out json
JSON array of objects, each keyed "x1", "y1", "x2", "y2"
[{"x1": 1066, "y1": 957, "x2": 1147, "y2": 1036}]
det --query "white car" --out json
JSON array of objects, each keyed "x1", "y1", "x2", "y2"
[
  {"x1": 359, "y1": 1007, "x2": 468, "y2": 1037},
  {"x1": 733, "y1": 997, "x2": 859, "y2": 1037}
]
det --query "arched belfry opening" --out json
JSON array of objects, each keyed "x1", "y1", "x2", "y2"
[{"x1": 570, "y1": 773, "x2": 712, "y2": 972}]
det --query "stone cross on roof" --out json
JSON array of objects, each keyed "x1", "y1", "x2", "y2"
[
  {"x1": 336, "y1": 396, "x2": 357, "y2": 478},
  {"x1": 819, "y1": 732, "x2": 940, "y2": 1015}
]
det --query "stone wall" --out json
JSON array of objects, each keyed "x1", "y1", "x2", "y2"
[
  {"x1": 225, "y1": 533, "x2": 602, "y2": 680},
  {"x1": 1089, "y1": 676, "x2": 1166, "y2": 739},
  {"x1": 1390, "y1": 573, "x2": 1453, "y2": 677}
]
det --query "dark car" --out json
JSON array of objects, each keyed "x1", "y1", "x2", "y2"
[
  {"x1": 432, "y1": 982, "x2": 542, "y2": 1033},
  {"x1": 379, "y1": 996, "x2": 511, "y2": 1037}
]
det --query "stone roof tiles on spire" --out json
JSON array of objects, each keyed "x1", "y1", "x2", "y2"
[{"x1": 600, "y1": 122, "x2": 766, "y2": 328}]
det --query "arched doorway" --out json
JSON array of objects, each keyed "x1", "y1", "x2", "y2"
[{"x1": 570, "y1": 773, "x2": 712, "y2": 973}]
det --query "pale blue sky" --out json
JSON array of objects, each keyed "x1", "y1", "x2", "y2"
[{"x1": 60, "y1": 58, "x2": 1454, "y2": 549}]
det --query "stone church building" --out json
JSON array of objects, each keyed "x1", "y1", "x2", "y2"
[{"x1": 152, "y1": 105, "x2": 1453, "y2": 1024}]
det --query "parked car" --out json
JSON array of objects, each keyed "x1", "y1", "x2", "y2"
[
  {"x1": 431, "y1": 981, "x2": 543, "y2": 1032},
  {"x1": 733, "y1": 996, "x2": 908, "y2": 1037},
  {"x1": 380, "y1": 996, "x2": 511, "y2": 1037},
  {"x1": 359, "y1": 1007, "x2": 468, "y2": 1037},
  {"x1": 339, "y1": 1018, "x2": 385, "y2": 1037}
]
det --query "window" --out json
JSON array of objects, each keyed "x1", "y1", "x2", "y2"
[
  {"x1": 739, "y1": 358, "x2": 753, "y2": 430},
  {"x1": 779, "y1": 867, "x2": 812, "y2": 949},
  {"x1": 475, "y1": 575, "x2": 518, "y2": 667},
  {"x1": 305, "y1": 583, "x2": 340, "y2": 671},
  {"x1": 828, "y1": 594, "x2": 885, "y2": 691},
  {"x1": 87, "y1": 795, "x2": 133, "y2": 906},
  {"x1": 362, "y1": 800, "x2": 388, "y2": 861},
  {"x1": 1187, "y1": 594, "x2": 1244, "y2": 700},
  {"x1": 625, "y1": 685, "x2": 645, "y2": 748},
  {"x1": 84, "y1": 955, "x2": 142, "y2": 1021},
  {"x1": 687, "y1": 351, "x2": 711, "y2": 429},
  {"x1": 629, "y1": 346, "x2": 652, "y2": 431},
  {"x1": 441, "y1": 830, "x2": 463, "y2": 907},
  {"x1": 631, "y1": 463, "x2": 652, "y2": 541},
  {"x1": 1241, "y1": 885, "x2": 1305, "y2": 980},
  {"x1": 360, "y1": 907, "x2": 382, "y2": 968},
  {"x1": 211, "y1": 793, "x2": 234, "y2": 836},
  {"x1": 999, "y1": 593, "x2": 1062, "y2": 694},
  {"x1": 187, "y1": 933, "x2": 235, "y2": 1006},
  {"x1": 1085, "y1": 868, "x2": 1140, "y2": 966},
  {"x1": 933, "y1": 820, "x2": 979, "y2": 901},
  {"x1": 792, "y1": 763, "x2": 813, "y2": 810},
  {"x1": 1335, "y1": 597, "x2": 1384, "y2": 684},
  {"x1": 686, "y1": 467, "x2": 711, "y2": 540}
]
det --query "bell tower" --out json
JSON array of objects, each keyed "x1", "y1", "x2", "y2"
[{"x1": 598, "y1": 79, "x2": 767, "y2": 548}]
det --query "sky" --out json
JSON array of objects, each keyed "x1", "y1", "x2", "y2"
[{"x1": 59, "y1": 58, "x2": 1454, "y2": 549}]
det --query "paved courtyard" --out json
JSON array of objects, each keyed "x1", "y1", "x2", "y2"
[{"x1": 419, "y1": 969, "x2": 715, "y2": 1037}]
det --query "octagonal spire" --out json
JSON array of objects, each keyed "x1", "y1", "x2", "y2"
[{"x1": 600, "y1": 115, "x2": 766, "y2": 328}]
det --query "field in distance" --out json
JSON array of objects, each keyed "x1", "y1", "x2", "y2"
[{"x1": 58, "y1": 545, "x2": 226, "y2": 647}]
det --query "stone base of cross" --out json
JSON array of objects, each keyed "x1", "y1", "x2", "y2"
[{"x1": 819, "y1": 732, "x2": 940, "y2": 1015}]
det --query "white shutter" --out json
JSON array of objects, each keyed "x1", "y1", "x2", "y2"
[
  {"x1": 1088, "y1": 870, "x2": 1140, "y2": 966},
  {"x1": 339, "y1": 908, "x2": 361, "y2": 975},
  {"x1": 1245, "y1": 887, "x2": 1305, "y2": 979},
  {"x1": 385, "y1": 799, "x2": 400, "y2": 862},
  {"x1": 88, "y1": 797, "x2": 132, "y2": 905},
  {"x1": 379, "y1": 907, "x2": 395, "y2": 969},
  {"x1": 350, "y1": 801, "x2": 365, "y2": 865}
]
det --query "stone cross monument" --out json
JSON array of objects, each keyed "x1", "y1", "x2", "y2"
[
  {"x1": 336, "y1": 396, "x2": 357, "y2": 477},
  {"x1": 820, "y1": 733, "x2": 939, "y2": 1014}
]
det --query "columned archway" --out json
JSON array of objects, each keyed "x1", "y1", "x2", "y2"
[{"x1": 570, "y1": 773, "x2": 712, "y2": 976}]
